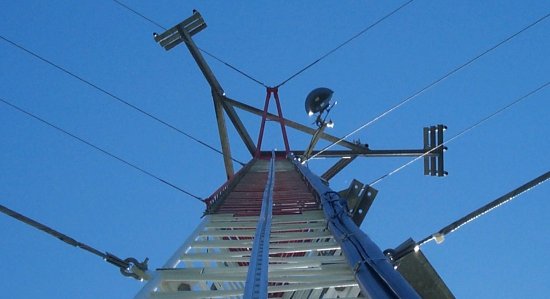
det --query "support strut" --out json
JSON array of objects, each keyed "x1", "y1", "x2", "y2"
[{"x1": 256, "y1": 87, "x2": 290, "y2": 157}]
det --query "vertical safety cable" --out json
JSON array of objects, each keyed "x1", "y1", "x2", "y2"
[{"x1": 244, "y1": 151, "x2": 275, "y2": 298}]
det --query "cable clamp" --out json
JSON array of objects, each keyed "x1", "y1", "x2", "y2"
[{"x1": 105, "y1": 253, "x2": 150, "y2": 281}]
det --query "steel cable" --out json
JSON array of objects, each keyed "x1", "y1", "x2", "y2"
[
  {"x1": 306, "y1": 12, "x2": 550, "y2": 163},
  {"x1": 369, "y1": 80, "x2": 550, "y2": 186},
  {"x1": 417, "y1": 171, "x2": 550, "y2": 247},
  {"x1": 0, "y1": 203, "x2": 150, "y2": 280},
  {"x1": 0, "y1": 34, "x2": 245, "y2": 166},
  {"x1": 111, "y1": 0, "x2": 268, "y2": 88},
  {"x1": 275, "y1": 0, "x2": 414, "y2": 88},
  {"x1": 0, "y1": 97, "x2": 204, "y2": 201}
]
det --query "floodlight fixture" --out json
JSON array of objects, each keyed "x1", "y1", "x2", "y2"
[
  {"x1": 305, "y1": 87, "x2": 337, "y2": 128},
  {"x1": 305, "y1": 87, "x2": 333, "y2": 116}
]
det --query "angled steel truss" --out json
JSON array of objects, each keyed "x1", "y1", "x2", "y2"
[
  {"x1": 137, "y1": 10, "x2": 451, "y2": 299},
  {"x1": 152, "y1": 11, "x2": 446, "y2": 181},
  {"x1": 137, "y1": 157, "x2": 367, "y2": 298}
]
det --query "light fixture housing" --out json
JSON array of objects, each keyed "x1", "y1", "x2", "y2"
[{"x1": 305, "y1": 87, "x2": 333, "y2": 116}]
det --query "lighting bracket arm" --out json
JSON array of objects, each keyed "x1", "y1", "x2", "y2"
[
  {"x1": 302, "y1": 122, "x2": 328, "y2": 161},
  {"x1": 299, "y1": 124, "x2": 448, "y2": 178}
]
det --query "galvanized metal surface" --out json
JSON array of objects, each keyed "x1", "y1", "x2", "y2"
[
  {"x1": 222, "y1": 100, "x2": 257, "y2": 155},
  {"x1": 154, "y1": 11, "x2": 235, "y2": 179},
  {"x1": 338, "y1": 179, "x2": 378, "y2": 226},
  {"x1": 135, "y1": 159, "x2": 365, "y2": 298},
  {"x1": 321, "y1": 156, "x2": 357, "y2": 181},
  {"x1": 223, "y1": 96, "x2": 368, "y2": 152},
  {"x1": 423, "y1": 124, "x2": 447, "y2": 177},
  {"x1": 292, "y1": 156, "x2": 421, "y2": 299},
  {"x1": 386, "y1": 239, "x2": 455, "y2": 299},
  {"x1": 243, "y1": 153, "x2": 275, "y2": 298}
]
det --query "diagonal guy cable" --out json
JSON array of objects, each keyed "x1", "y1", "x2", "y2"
[
  {"x1": 0, "y1": 203, "x2": 150, "y2": 280},
  {"x1": 0, "y1": 97, "x2": 203, "y2": 201},
  {"x1": 417, "y1": 170, "x2": 550, "y2": 247},
  {"x1": 111, "y1": 0, "x2": 268, "y2": 88},
  {"x1": 275, "y1": 0, "x2": 414, "y2": 88},
  {"x1": 306, "y1": 11, "x2": 550, "y2": 163},
  {"x1": 0, "y1": 34, "x2": 244, "y2": 166},
  {"x1": 369, "y1": 80, "x2": 550, "y2": 186}
]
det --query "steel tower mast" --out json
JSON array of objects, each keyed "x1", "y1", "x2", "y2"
[{"x1": 136, "y1": 11, "x2": 453, "y2": 299}]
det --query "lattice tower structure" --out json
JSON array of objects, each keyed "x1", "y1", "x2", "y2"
[{"x1": 136, "y1": 154, "x2": 370, "y2": 298}]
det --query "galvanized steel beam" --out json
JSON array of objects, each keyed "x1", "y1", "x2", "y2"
[
  {"x1": 224, "y1": 97, "x2": 367, "y2": 152},
  {"x1": 154, "y1": 11, "x2": 235, "y2": 179},
  {"x1": 293, "y1": 149, "x2": 440, "y2": 158},
  {"x1": 322, "y1": 156, "x2": 357, "y2": 181},
  {"x1": 291, "y1": 156, "x2": 421, "y2": 299},
  {"x1": 212, "y1": 91, "x2": 235, "y2": 179},
  {"x1": 222, "y1": 100, "x2": 257, "y2": 155}
]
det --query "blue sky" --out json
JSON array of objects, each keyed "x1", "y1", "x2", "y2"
[{"x1": 1, "y1": 1, "x2": 549, "y2": 298}]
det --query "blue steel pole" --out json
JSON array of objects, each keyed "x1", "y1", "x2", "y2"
[{"x1": 291, "y1": 156, "x2": 420, "y2": 299}]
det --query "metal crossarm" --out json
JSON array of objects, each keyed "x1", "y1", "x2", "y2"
[
  {"x1": 423, "y1": 124, "x2": 447, "y2": 176},
  {"x1": 223, "y1": 96, "x2": 368, "y2": 152},
  {"x1": 154, "y1": 10, "x2": 235, "y2": 179},
  {"x1": 153, "y1": 11, "x2": 206, "y2": 51},
  {"x1": 139, "y1": 8, "x2": 461, "y2": 299}
]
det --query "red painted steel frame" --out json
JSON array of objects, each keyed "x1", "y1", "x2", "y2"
[{"x1": 255, "y1": 87, "x2": 291, "y2": 157}]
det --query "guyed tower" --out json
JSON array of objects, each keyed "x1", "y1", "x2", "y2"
[{"x1": 135, "y1": 11, "x2": 452, "y2": 299}]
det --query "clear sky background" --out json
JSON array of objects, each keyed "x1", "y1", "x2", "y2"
[{"x1": 1, "y1": 1, "x2": 549, "y2": 298}]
